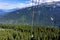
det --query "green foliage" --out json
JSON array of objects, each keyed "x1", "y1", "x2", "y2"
[{"x1": 0, "y1": 24, "x2": 60, "y2": 40}]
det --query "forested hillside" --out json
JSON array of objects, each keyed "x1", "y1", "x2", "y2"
[
  {"x1": 0, "y1": 2, "x2": 60, "y2": 26},
  {"x1": 0, "y1": 24, "x2": 60, "y2": 40}
]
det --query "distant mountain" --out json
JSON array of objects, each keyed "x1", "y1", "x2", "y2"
[
  {"x1": 0, "y1": 9, "x2": 4, "y2": 12},
  {"x1": 0, "y1": 1, "x2": 60, "y2": 26},
  {"x1": 0, "y1": 9, "x2": 6, "y2": 15},
  {"x1": 4, "y1": 8, "x2": 20, "y2": 12},
  {"x1": 0, "y1": 8, "x2": 20, "y2": 15}
]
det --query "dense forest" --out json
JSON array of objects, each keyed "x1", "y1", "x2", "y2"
[{"x1": 0, "y1": 24, "x2": 60, "y2": 40}]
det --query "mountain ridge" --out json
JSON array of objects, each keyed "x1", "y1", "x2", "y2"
[{"x1": 0, "y1": 1, "x2": 60, "y2": 26}]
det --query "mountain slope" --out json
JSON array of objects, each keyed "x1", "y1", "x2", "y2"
[{"x1": 0, "y1": 2, "x2": 60, "y2": 26}]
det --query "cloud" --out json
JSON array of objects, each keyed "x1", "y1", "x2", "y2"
[
  {"x1": 30, "y1": 0, "x2": 45, "y2": 3},
  {"x1": 30, "y1": 0, "x2": 60, "y2": 2},
  {"x1": 0, "y1": 1, "x2": 36, "y2": 9},
  {"x1": 45, "y1": 0, "x2": 60, "y2": 2},
  {"x1": 0, "y1": 0, "x2": 60, "y2": 10},
  {"x1": 53, "y1": 0, "x2": 60, "y2": 1},
  {"x1": 0, "y1": 2, "x2": 18, "y2": 9},
  {"x1": 17, "y1": 2, "x2": 37, "y2": 8}
]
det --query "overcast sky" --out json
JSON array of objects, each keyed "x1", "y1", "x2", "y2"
[{"x1": 0, "y1": 0, "x2": 60, "y2": 9}]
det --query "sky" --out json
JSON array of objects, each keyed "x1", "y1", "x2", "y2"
[{"x1": 0, "y1": 0, "x2": 60, "y2": 10}]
